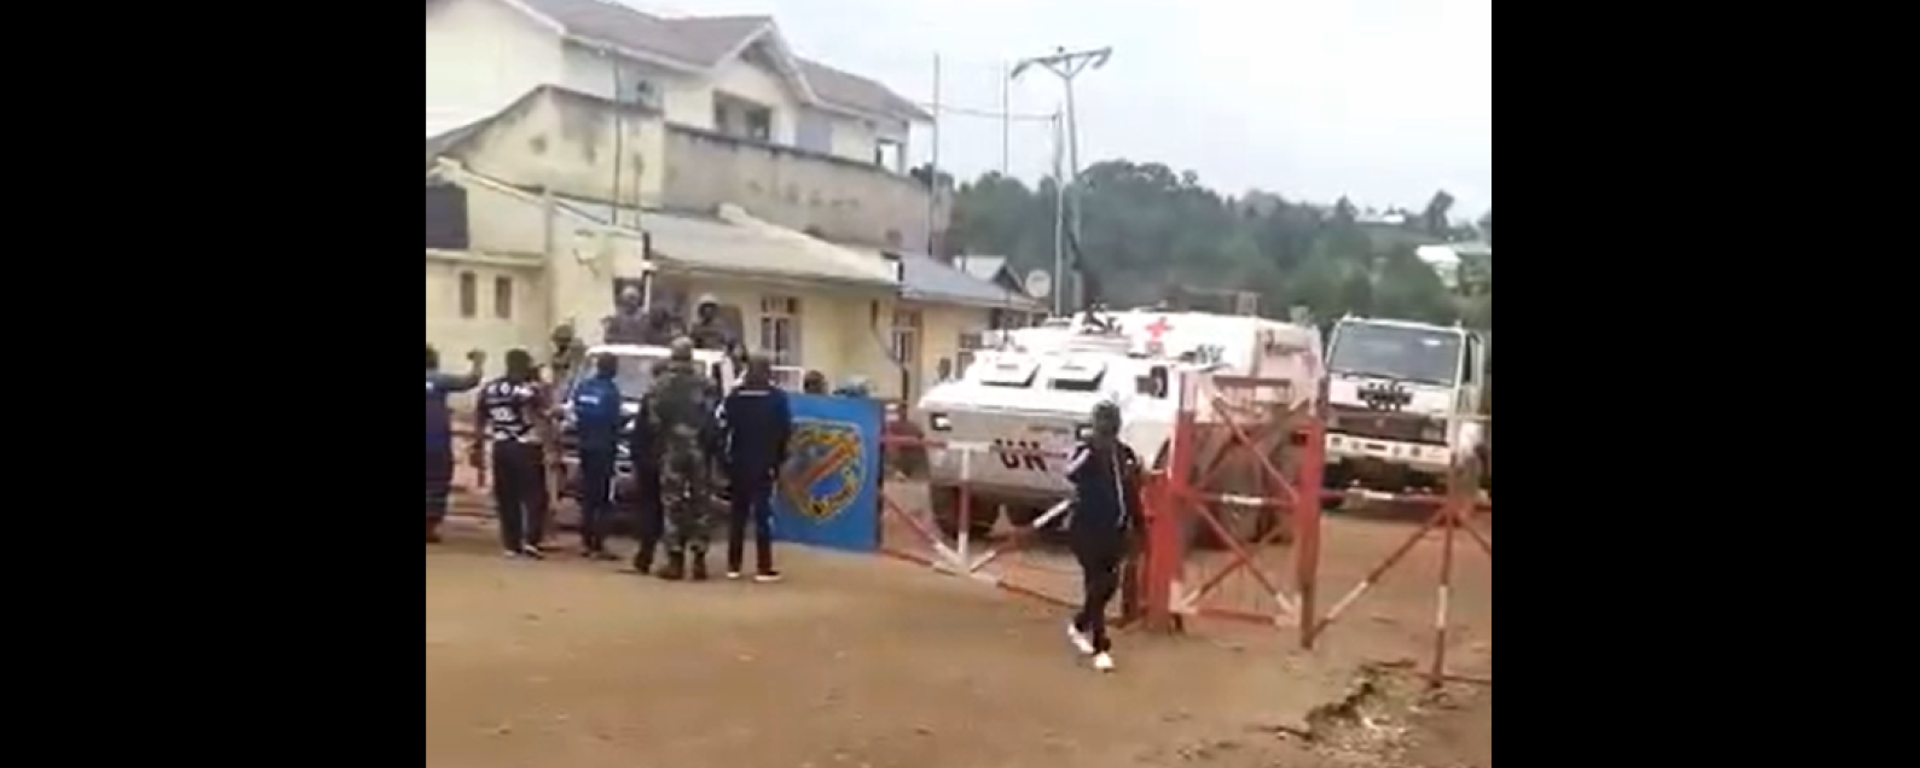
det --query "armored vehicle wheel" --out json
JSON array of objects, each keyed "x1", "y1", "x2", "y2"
[{"x1": 931, "y1": 485, "x2": 998, "y2": 541}]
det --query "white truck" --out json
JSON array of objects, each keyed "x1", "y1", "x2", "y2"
[
  {"x1": 1321, "y1": 316, "x2": 1488, "y2": 493},
  {"x1": 915, "y1": 310, "x2": 1324, "y2": 545}
]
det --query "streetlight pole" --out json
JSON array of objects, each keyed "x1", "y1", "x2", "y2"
[{"x1": 1012, "y1": 46, "x2": 1111, "y2": 315}]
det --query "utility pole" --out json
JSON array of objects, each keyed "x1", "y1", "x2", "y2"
[
  {"x1": 1000, "y1": 61, "x2": 1012, "y2": 175},
  {"x1": 926, "y1": 52, "x2": 942, "y2": 257},
  {"x1": 1012, "y1": 46, "x2": 1111, "y2": 313}
]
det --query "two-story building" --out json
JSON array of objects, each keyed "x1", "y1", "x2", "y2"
[{"x1": 425, "y1": 0, "x2": 946, "y2": 249}]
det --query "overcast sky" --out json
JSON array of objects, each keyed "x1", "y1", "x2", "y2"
[{"x1": 628, "y1": 0, "x2": 1492, "y2": 217}]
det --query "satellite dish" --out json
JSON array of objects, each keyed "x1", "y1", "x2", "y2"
[{"x1": 1024, "y1": 269, "x2": 1053, "y2": 298}]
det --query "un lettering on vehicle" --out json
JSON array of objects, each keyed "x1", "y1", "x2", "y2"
[{"x1": 992, "y1": 438, "x2": 1049, "y2": 472}]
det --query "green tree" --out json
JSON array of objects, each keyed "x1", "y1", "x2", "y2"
[{"x1": 947, "y1": 161, "x2": 1477, "y2": 330}]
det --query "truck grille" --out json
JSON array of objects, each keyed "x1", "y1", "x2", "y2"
[{"x1": 1328, "y1": 405, "x2": 1441, "y2": 444}]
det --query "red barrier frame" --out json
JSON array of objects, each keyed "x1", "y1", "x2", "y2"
[
  {"x1": 877, "y1": 433, "x2": 1146, "y2": 623},
  {"x1": 1136, "y1": 380, "x2": 1491, "y2": 688},
  {"x1": 1138, "y1": 375, "x2": 1323, "y2": 634}
]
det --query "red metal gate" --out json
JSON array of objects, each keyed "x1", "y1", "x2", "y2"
[
  {"x1": 877, "y1": 434, "x2": 1142, "y2": 622},
  {"x1": 1136, "y1": 378, "x2": 1493, "y2": 688}
]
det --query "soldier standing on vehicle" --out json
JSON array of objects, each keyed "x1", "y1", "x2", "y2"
[
  {"x1": 426, "y1": 345, "x2": 485, "y2": 543},
  {"x1": 476, "y1": 349, "x2": 554, "y2": 558},
  {"x1": 645, "y1": 338, "x2": 718, "y2": 580},
  {"x1": 716, "y1": 355, "x2": 793, "y2": 582},
  {"x1": 603, "y1": 286, "x2": 651, "y2": 344},
  {"x1": 1063, "y1": 400, "x2": 1144, "y2": 673},
  {"x1": 549, "y1": 323, "x2": 587, "y2": 393},
  {"x1": 686, "y1": 294, "x2": 737, "y2": 354},
  {"x1": 568, "y1": 353, "x2": 623, "y2": 561}
]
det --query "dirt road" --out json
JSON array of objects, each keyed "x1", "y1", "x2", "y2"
[{"x1": 427, "y1": 513, "x2": 1488, "y2": 768}]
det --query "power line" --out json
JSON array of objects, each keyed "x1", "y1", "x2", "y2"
[{"x1": 915, "y1": 102, "x2": 1058, "y2": 122}]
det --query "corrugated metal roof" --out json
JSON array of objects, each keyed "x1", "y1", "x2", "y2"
[
  {"x1": 556, "y1": 197, "x2": 897, "y2": 287},
  {"x1": 954, "y1": 255, "x2": 1008, "y2": 282},
  {"x1": 517, "y1": 0, "x2": 930, "y2": 121},
  {"x1": 889, "y1": 251, "x2": 1042, "y2": 309}
]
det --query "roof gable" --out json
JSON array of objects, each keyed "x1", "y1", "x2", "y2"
[{"x1": 507, "y1": 0, "x2": 929, "y2": 121}]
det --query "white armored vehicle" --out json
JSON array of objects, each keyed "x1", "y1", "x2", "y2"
[
  {"x1": 916, "y1": 310, "x2": 1325, "y2": 544},
  {"x1": 1321, "y1": 316, "x2": 1488, "y2": 492}
]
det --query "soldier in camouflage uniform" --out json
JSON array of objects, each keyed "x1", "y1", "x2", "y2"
[
  {"x1": 686, "y1": 294, "x2": 737, "y2": 354},
  {"x1": 548, "y1": 323, "x2": 587, "y2": 391},
  {"x1": 603, "y1": 286, "x2": 651, "y2": 344},
  {"x1": 644, "y1": 337, "x2": 718, "y2": 580}
]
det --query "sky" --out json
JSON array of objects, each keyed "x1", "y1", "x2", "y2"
[{"x1": 625, "y1": 0, "x2": 1492, "y2": 217}]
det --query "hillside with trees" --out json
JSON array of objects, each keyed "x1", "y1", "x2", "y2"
[{"x1": 942, "y1": 160, "x2": 1492, "y2": 330}]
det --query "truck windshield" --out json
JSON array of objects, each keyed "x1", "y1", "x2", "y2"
[
  {"x1": 1328, "y1": 324, "x2": 1462, "y2": 386},
  {"x1": 569, "y1": 354, "x2": 662, "y2": 401}
]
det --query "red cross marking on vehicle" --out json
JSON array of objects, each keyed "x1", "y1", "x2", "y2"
[{"x1": 1144, "y1": 316, "x2": 1174, "y2": 340}]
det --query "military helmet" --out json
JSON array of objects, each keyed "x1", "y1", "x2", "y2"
[
  {"x1": 695, "y1": 293, "x2": 720, "y2": 309},
  {"x1": 668, "y1": 336, "x2": 695, "y2": 361}
]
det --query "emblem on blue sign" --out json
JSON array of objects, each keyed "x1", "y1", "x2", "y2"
[{"x1": 781, "y1": 419, "x2": 867, "y2": 523}]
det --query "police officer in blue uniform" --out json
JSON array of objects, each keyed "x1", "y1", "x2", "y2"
[
  {"x1": 426, "y1": 345, "x2": 485, "y2": 543},
  {"x1": 477, "y1": 349, "x2": 553, "y2": 558},
  {"x1": 568, "y1": 353, "x2": 623, "y2": 560},
  {"x1": 1063, "y1": 400, "x2": 1143, "y2": 672},
  {"x1": 716, "y1": 355, "x2": 794, "y2": 581}
]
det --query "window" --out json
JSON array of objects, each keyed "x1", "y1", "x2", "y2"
[
  {"x1": 745, "y1": 107, "x2": 772, "y2": 142},
  {"x1": 493, "y1": 276, "x2": 513, "y2": 320},
  {"x1": 758, "y1": 295, "x2": 802, "y2": 366},
  {"x1": 457, "y1": 271, "x2": 477, "y2": 318}
]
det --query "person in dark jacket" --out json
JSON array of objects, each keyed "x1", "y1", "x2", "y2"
[
  {"x1": 567, "y1": 353, "x2": 623, "y2": 560},
  {"x1": 626, "y1": 361, "x2": 668, "y2": 574},
  {"x1": 716, "y1": 355, "x2": 794, "y2": 581},
  {"x1": 1063, "y1": 400, "x2": 1143, "y2": 672},
  {"x1": 426, "y1": 345, "x2": 485, "y2": 543},
  {"x1": 476, "y1": 349, "x2": 553, "y2": 558}
]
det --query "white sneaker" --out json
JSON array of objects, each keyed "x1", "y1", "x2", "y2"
[
  {"x1": 726, "y1": 571, "x2": 743, "y2": 581},
  {"x1": 1091, "y1": 652, "x2": 1116, "y2": 672},
  {"x1": 1066, "y1": 623, "x2": 1096, "y2": 656}
]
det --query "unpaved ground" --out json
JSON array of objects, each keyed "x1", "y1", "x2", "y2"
[{"x1": 427, "y1": 527, "x2": 1487, "y2": 767}]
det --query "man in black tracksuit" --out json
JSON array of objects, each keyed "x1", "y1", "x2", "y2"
[
  {"x1": 1063, "y1": 400, "x2": 1143, "y2": 673},
  {"x1": 717, "y1": 355, "x2": 793, "y2": 581}
]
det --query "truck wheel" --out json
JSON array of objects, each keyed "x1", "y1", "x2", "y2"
[{"x1": 931, "y1": 485, "x2": 998, "y2": 541}]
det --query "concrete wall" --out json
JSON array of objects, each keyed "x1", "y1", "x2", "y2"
[
  {"x1": 903, "y1": 302, "x2": 996, "y2": 401},
  {"x1": 653, "y1": 274, "x2": 908, "y2": 396},
  {"x1": 558, "y1": 35, "x2": 910, "y2": 168},
  {"x1": 661, "y1": 125, "x2": 950, "y2": 249},
  {"x1": 426, "y1": 0, "x2": 564, "y2": 134},
  {"x1": 452, "y1": 88, "x2": 668, "y2": 214},
  {"x1": 425, "y1": 255, "x2": 549, "y2": 401},
  {"x1": 426, "y1": 170, "x2": 655, "y2": 390}
]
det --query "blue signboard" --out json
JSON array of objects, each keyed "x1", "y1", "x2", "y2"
[{"x1": 768, "y1": 394, "x2": 882, "y2": 553}]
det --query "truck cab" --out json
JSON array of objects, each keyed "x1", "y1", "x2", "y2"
[{"x1": 1322, "y1": 316, "x2": 1488, "y2": 491}]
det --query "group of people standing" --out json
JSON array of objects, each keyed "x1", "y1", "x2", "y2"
[{"x1": 424, "y1": 334, "x2": 795, "y2": 584}]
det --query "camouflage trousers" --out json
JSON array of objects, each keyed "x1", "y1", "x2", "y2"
[{"x1": 659, "y1": 449, "x2": 712, "y2": 556}]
